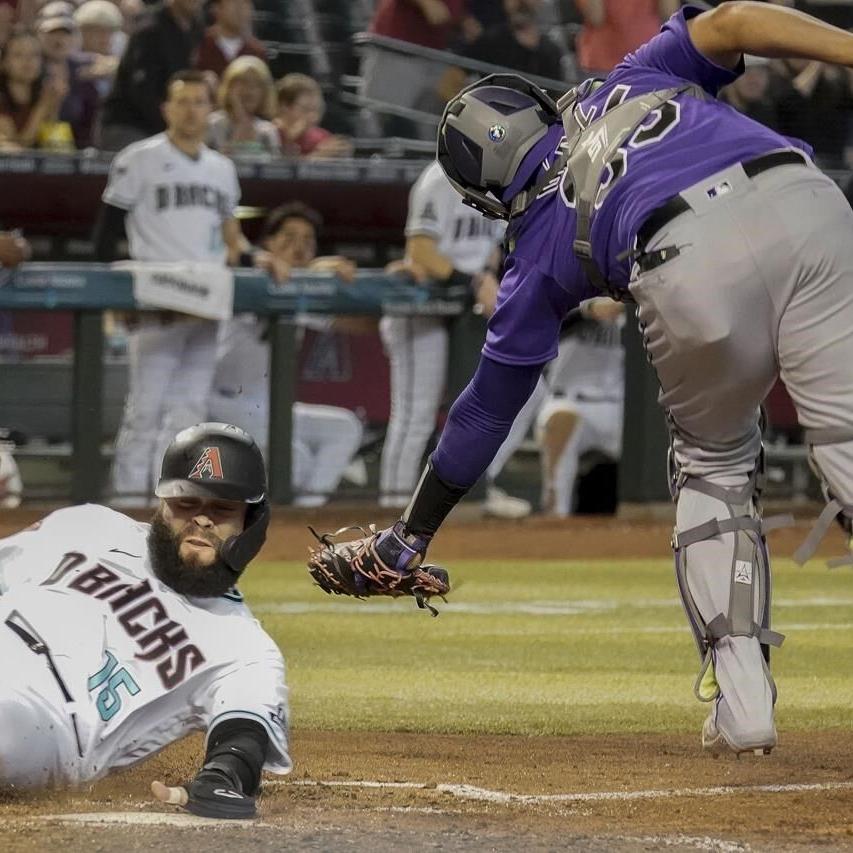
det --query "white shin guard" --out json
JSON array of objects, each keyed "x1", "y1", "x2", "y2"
[{"x1": 672, "y1": 473, "x2": 790, "y2": 751}]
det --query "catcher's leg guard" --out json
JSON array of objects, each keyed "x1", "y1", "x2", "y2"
[
  {"x1": 794, "y1": 426, "x2": 853, "y2": 566},
  {"x1": 671, "y1": 456, "x2": 791, "y2": 753}
]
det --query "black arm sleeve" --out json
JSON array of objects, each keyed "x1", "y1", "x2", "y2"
[
  {"x1": 201, "y1": 718, "x2": 269, "y2": 796},
  {"x1": 92, "y1": 203, "x2": 128, "y2": 263}
]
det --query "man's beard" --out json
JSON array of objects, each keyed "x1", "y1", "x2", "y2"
[{"x1": 147, "y1": 513, "x2": 237, "y2": 598}]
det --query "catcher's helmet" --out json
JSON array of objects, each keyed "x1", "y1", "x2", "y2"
[
  {"x1": 155, "y1": 422, "x2": 266, "y2": 504},
  {"x1": 437, "y1": 73, "x2": 559, "y2": 220}
]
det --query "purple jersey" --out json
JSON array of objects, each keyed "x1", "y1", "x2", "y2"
[{"x1": 484, "y1": 4, "x2": 813, "y2": 368}]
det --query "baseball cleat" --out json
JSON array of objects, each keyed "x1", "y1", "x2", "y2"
[
  {"x1": 702, "y1": 715, "x2": 775, "y2": 758},
  {"x1": 483, "y1": 486, "x2": 532, "y2": 519}
]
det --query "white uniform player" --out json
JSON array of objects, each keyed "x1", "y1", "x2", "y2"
[
  {"x1": 209, "y1": 316, "x2": 363, "y2": 506},
  {"x1": 535, "y1": 305, "x2": 625, "y2": 517},
  {"x1": 0, "y1": 423, "x2": 287, "y2": 820},
  {"x1": 380, "y1": 160, "x2": 531, "y2": 516},
  {"x1": 0, "y1": 505, "x2": 288, "y2": 787},
  {"x1": 94, "y1": 72, "x2": 254, "y2": 505},
  {"x1": 208, "y1": 202, "x2": 364, "y2": 507}
]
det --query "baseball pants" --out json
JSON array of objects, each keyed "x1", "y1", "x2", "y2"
[
  {"x1": 112, "y1": 317, "x2": 220, "y2": 498},
  {"x1": 0, "y1": 623, "x2": 83, "y2": 787},
  {"x1": 629, "y1": 158, "x2": 853, "y2": 750}
]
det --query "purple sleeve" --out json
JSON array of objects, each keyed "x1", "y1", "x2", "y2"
[
  {"x1": 617, "y1": 5, "x2": 744, "y2": 97},
  {"x1": 483, "y1": 253, "x2": 581, "y2": 366},
  {"x1": 431, "y1": 355, "x2": 543, "y2": 488}
]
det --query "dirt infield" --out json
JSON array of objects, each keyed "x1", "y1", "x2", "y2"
[
  {"x1": 2, "y1": 505, "x2": 853, "y2": 851},
  {"x1": 2, "y1": 502, "x2": 848, "y2": 562},
  {"x1": 5, "y1": 730, "x2": 853, "y2": 851}
]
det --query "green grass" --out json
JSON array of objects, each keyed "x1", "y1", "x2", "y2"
[{"x1": 239, "y1": 558, "x2": 853, "y2": 736}]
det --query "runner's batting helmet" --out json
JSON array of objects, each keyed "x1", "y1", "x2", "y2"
[
  {"x1": 155, "y1": 423, "x2": 269, "y2": 574},
  {"x1": 156, "y1": 422, "x2": 266, "y2": 503}
]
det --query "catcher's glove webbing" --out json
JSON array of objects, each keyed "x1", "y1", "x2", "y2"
[{"x1": 308, "y1": 523, "x2": 450, "y2": 616}]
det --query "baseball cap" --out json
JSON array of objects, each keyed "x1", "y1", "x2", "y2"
[
  {"x1": 38, "y1": 14, "x2": 77, "y2": 33},
  {"x1": 74, "y1": 0, "x2": 123, "y2": 29}
]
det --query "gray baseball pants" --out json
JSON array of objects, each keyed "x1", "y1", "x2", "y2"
[{"x1": 628, "y1": 157, "x2": 853, "y2": 751}]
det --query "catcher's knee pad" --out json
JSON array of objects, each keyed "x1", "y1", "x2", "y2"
[
  {"x1": 794, "y1": 426, "x2": 853, "y2": 566},
  {"x1": 671, "y1": 470, "x2": 790, "y2": 704}
]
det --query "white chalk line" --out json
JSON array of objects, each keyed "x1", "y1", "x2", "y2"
[
  {"x1": 34, "y1": 811, "x2": 748, "y2": 849},
  {"x1": 38, "y1": 811, "x2": 261, "y2": 827},
  {"x1": 611, "y1": 836, "x2": 748, "y2": 853},
  {"x1": 255, "y1": 596, "x2": 853, "y2": 619},
  {"x1": 277, "y1": 778, "x2": 853, "y2": 805}
]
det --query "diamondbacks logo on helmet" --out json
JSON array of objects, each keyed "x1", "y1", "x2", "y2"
[{"x1": 188, "y1": 447, "x2": 224, "y2": 481}]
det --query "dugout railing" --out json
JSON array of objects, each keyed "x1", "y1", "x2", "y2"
[{"x1": 0, "y1": 263, "x2": 471, "y2": 505}]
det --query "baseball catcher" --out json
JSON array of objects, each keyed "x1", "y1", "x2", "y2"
[
  {"x1": 307, "y1": 3, "x2": 853, "y2": 758},
  {"x1": 308, "y1": 523, "x2": 450, "y2": 616}
]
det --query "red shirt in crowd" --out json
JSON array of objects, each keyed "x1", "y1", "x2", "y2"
[
  {"x1": 370, "y1": 0, "x2": 467, "y2": 50},
  {"x1": 278, "y1": 124, "x2": 333, "y2": 156},
  {"x1": 576, "y1": 0, "x2": 665, "y2": 73},
  {"x1": 194, "y1": 25, "x2": 267, "y2": 77}
]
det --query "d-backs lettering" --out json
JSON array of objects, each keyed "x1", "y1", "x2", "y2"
[
  {"x1": 155, "y1": 183, "x2": 231, "y2": 218},
  {"x1": 61, "y1": 561, "x2": 205, "y2": 689}
]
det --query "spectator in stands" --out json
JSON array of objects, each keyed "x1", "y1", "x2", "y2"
[
  {"x1": 73, "y1": 0, "x2": 125, "y2": 98},
  {"x1": 461, "y1": 0, "x2": 505, "y2": 43},
  {"x1": 37, "y1": 13, "x2": 101, "y2": 147},
  {"x1": 773, "y1": 58, "x2": 853, "y2": 168},
  {"x1": 451, "y1": 0, "x2": 566, "y2": 84},
  {"x1": 0, "y1": 229, "x2": 31, "y2": 267},
  {"x1": 794, "y1": 1, "x2": 853, "y2": 29},
  {"x1": 0, "y1": 30, "x2": 71, "y2": 150},
  {"x1": 195, "y1": 0, "x2": 265, "y2": 78},
  {"x1": 275, "y1": 73, "x2": 352, "y2": 158},
  {"x1": 0, "y1": 3, "x2": 14, "y2": 52},
  {"x1": 721, "y1": 56, "x2": 787, "y2": 131},
  {"x1": 574, "y1": 0, "x2": 680, "y2": 74},
  {"x1": 369, "y1": 0, "x2": 468, "y2": 50},
  {"x1": 362, "y1": 0, "x2": 467, "y2": 138},
  {"x1": 98, "y1": 0, "x2": 203, "y2": 150},
  {"x1": 207, "y1": 55, "x2": 279, "y2": 158}
]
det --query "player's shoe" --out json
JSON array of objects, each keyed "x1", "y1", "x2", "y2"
[
  {"x1": 0, "y1": 447, "x2": 22, "y2": 508},
  {"x1": 701, "y1": 714, "x2": 775, "y2": 758},
  {"x1": 293, "y1": 494, "x2": 328, "y2": 509},
  {"x1": 483, "y1": 486, "x2": 532, "y2": 520}
]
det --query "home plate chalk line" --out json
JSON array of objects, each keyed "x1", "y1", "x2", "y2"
[
  {"x1": 274, "y1": 777, "x2": 853, "y2": 805},
  {"x1": 33, "y1": 813, "x2": 749, "y2": 850}
]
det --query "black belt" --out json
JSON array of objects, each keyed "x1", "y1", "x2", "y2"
[
  {"x1": 636, "y1": 149, "x2": 809, "y2": 253},
  {"x1": 6, "y1": 611, "x2": 84, "y2": 757}
]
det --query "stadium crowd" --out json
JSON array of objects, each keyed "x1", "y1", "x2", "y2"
[{"x1": 0, "y1": 1, "x2": 846, "y2": 161}]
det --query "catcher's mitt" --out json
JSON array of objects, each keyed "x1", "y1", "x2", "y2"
[{"x1": 308, "y1": 523, "x2": 450, "y2": 616}]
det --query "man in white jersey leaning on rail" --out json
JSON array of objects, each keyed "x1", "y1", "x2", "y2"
[
  {"x1": 380, "y1": 159, "x2": 542, "y2": 518},
  {"x1": 92, "y1": 69, "x2": 285, "y2": 506},
  {"x1": 0, "y1": 423, "x2": 289, "y2": 819}
]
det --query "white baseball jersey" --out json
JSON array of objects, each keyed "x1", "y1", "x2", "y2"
[
  {"x1": 548, "y1": 317, "x2": 625, "y2": 402},
  {"x1": 379, "y1": 162, "x2": 505, "y2": 501},
  {"x1": 102, "y1": 133, "x2": 240, "y2": 263},
  {"x1": 405, "y1": 160, "x2": 504, "y2": 274},
  {"x1": 0, "y1": 504, "x2": 289, "y2": 785}
]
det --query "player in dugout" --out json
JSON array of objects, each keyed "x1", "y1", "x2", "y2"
[{"x1": 0, "y1": 423, "x2": 288, "y2": 819}]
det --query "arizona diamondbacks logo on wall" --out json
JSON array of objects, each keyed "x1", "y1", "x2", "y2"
[{"x1": 188, "y1": 447, "x2": 224, "y2": 480}]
